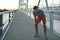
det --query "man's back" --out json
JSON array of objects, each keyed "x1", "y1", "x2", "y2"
[{"x1": 33, "y1": 9, "x2": 45, "y2": 18}]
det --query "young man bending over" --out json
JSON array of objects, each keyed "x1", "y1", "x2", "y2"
[{"x1": 33, "y1": 6, "x2": 47, "y2": 37}]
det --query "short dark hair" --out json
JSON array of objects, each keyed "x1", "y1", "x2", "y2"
[{"x1": 33, "y1": 6, "x2": 38, "y2": 9}]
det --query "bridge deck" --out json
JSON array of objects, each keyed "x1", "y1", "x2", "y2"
[{"x1": 4, "y1": 10, "x2": 60, "y2": 40}]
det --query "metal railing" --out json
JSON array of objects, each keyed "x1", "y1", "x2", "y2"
[
  {"x1": 44, "y1": 10, "x2": 60, "y2": 36},
  {"x1": 0, "y1": 10, "x2": 18, "y2": 40}
]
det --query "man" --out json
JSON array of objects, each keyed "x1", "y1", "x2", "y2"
[{"x1": 33, "y1": 6, "x2": 47, "y2": 37}]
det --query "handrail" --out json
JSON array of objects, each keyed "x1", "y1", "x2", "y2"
[
  {"x1": 0, "y1": 10, "x2": 17, "y2": 15},
  {"x1": 43, "y1": 10, "x2": 60, "y2": 14},
  {"x1": 0, "y1": 9, "x2": 18, "y2": 40},
  {"x1": 0, "y1": 10, "x2": 15, "y2": 30},
  {"x1": 43, "y1": 9, "x2": 60, "y2": 36},
  {"x1": 0, "y1": 9, "x2": 17, "y2": 33},
  {"x1": 27, "y1": 8, "x2": 60, "y2": 14}
]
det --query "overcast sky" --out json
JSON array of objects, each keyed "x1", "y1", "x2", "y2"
[
  {"x1": 0, "y1": 0, "x2": 19, "y2": 10},
  {"x1": 0, "y1": 0, "x2": 59, "y2": 9}
]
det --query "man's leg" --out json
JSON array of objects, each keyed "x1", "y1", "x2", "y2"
[
  {"x1": 35, "y1": 18, "x2": 41, "y2": 34},
  {"x1": 42, "y1": 16, "x2": 47, "y2": 37},
  {"x1": 35, "y1": 23, "x2": 38, "y2": 34},
  {"x1": 43, "y1": 24, "x2": 46, "y2": 37},
  {"x1": 34, "y1": 23, "x2": 40, "y2": 37},
  {"x1": 34, "y1": 18, "x2": 41, "y2": 37},
  {"x1": 43, "y1": 24, "x2": 48, "y2": 40}
]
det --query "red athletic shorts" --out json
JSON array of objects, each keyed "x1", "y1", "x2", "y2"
[{"x1": 36, "y1": 16, "x2": 46, "y2": 24}]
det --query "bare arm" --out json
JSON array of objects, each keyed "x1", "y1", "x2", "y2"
[
  {"x1": 33, "y1": 12, "x2": 36, "y2": 23},
  {"x1": 34, "y1": 15, "x2": 36, "y2": 23},
  {"x1": 33, "y1": 14, "x2": 36, "y2": 23}
]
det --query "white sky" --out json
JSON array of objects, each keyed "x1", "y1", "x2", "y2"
[
  {"x1": 0, "y1": 0, "x2": 59, "y2": 9},
  {"x1": 28, "y1": 0, "x2": 60, "y2": 8},
  {"x1": 0, "y1": 0, "x2": 19, "y2": 10}
]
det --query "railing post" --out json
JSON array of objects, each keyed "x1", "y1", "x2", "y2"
[
  {"x1": 12, "y1": 11, "x2": 14, "y2": 18},
  {"x1": 12, "y1": 12, "x2": 13, "y2": 18},
  {"x1": 50, "y1": 11, "x2": 53, "y2": 31},
  {"x1": 9, "y1": 12, "x2": 11, "y2": 23},
  {"x1": 0, "y1": 15, "x2": 3, "y2": 35},
  {"x1": 45, "y1": 0, "x2": 49, "y2": 10},
  {"x1": 37, "y1": 0, "x2": 41, "y2": 6}
]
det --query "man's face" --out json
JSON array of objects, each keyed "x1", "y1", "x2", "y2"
[{"x1": 34, "y1": 8, "x2": 38, "y2": 13}]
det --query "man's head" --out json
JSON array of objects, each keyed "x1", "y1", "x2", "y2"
[{"x1": 33, "y1": 6, "x2": 39, "y2": 12}]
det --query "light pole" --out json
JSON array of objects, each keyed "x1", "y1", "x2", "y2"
[{"x1": 45, "y1": 0, "x2": 49, "y2": 10}]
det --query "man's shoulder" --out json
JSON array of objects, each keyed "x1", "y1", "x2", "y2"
[
  {"x1": 39, "y1": 9, "x2": 44, "y2": 12},
  {"x1": 39, "y1": 9, "x2": 43, "y2": 11},
  {"x1": 38, "y1": 9, "x2": 44, "y2": 14}
]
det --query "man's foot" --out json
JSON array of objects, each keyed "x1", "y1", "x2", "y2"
[
  {"x1": 34, "y1": 33, "x2": 39, "y2": 37},
  {"x1": 44, "y1": 35, "x2": 48, "y2": 40}
]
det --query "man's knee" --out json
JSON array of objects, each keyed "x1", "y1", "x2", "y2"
[
  {"x1": 35, "y1": 23, "x2": 37, "y2": 26},
  {"x1": 43, "y1": 23, "x2": 46, "y2": 27}
]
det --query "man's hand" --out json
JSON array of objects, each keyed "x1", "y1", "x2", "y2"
[{"x1": 36, "y1": 16, "x2": 38, "y2": 18}]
